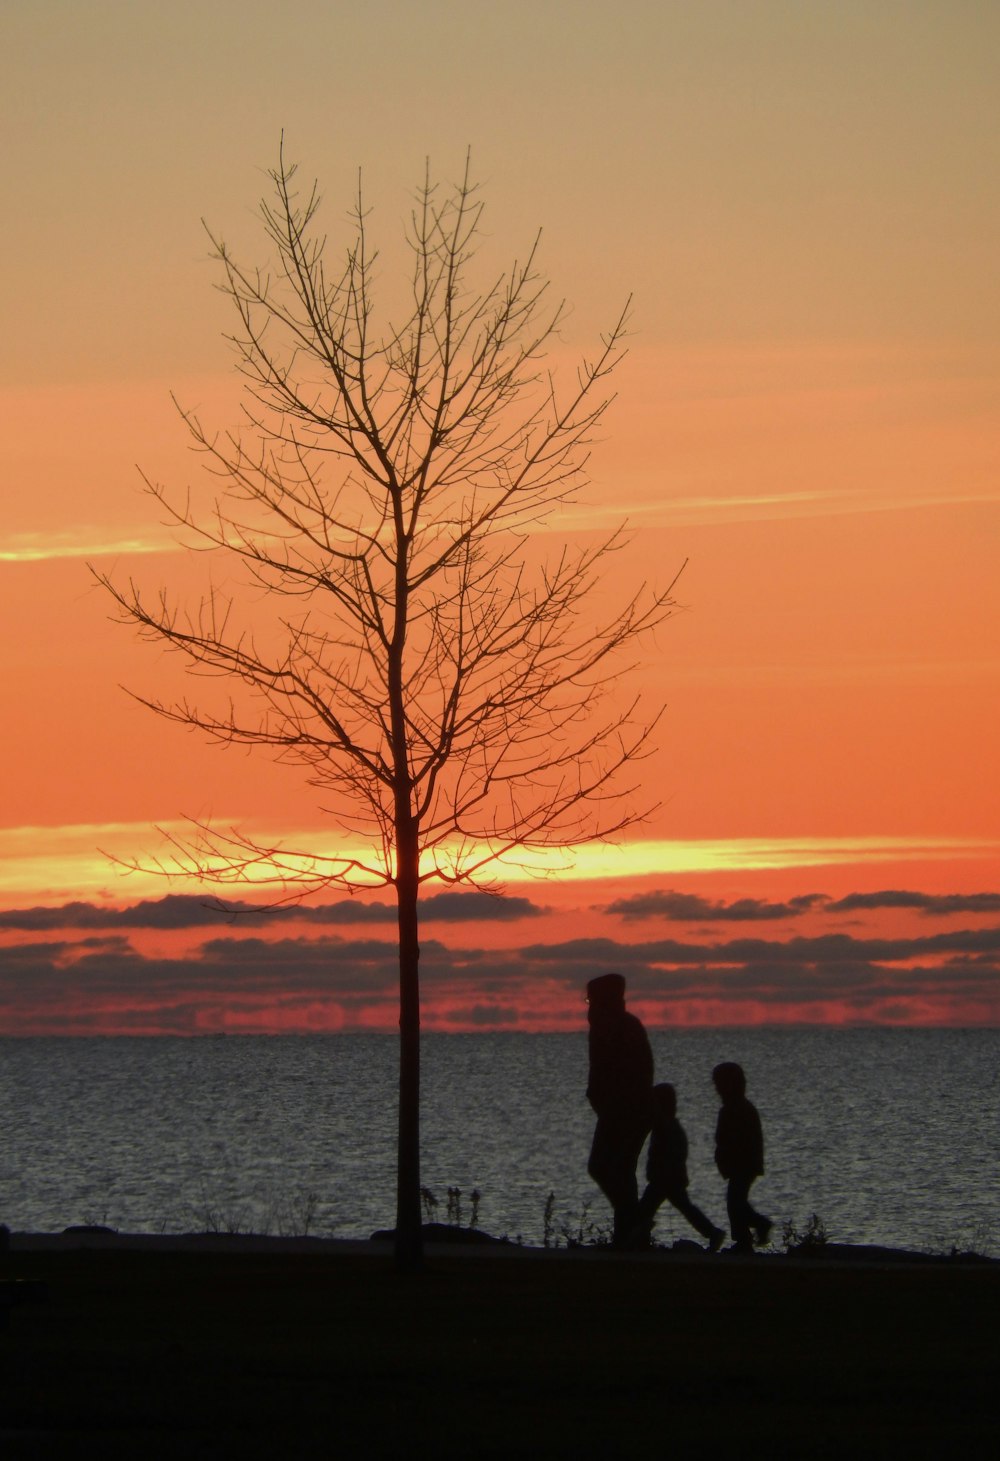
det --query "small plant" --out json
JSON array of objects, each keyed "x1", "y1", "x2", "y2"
[
  {"x1": 420, "y1": 1185, "x2": 482, "y2": 1228},
  {"x1": 557, "y1": 1200, "x2": 612, "y2": 1250},
  {"x1": 79, "y1": 1203, "x2": 116, "y2": 1231},
  {"x1": 274, "y1": 1188, "x2": 320, "y2": 1238},
  {"x1": 192, "y1": 1181, "x2": 253, "y2": 1236},
  {"x1": 949, "y1": 1217, "x2": 996, "y2": 1260},
  {"x1": 543, "y1": 1191, "x2": 556, "y2": 1249},
  {"x1": 194, "y1": 1201, "x2": 251, "y2": 1236},
  {"x1": 782, "y1": 1213, "x2": 828, "y2": 1251},
  {"x1": 78, "y1": 1170, "x2": 117, "y2": 1232}
]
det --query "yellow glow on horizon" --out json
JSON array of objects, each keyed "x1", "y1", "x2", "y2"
[
  {"x1": 2, "y1": 822, "x2": 997, "y2": 910},
  {"x1": 483, "y1": 836, "x2": 1000, "y2": 880}
]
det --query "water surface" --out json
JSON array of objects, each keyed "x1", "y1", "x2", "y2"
[{"x1": 2, "y1": 1029, "x2": 997, "y2": 1254}]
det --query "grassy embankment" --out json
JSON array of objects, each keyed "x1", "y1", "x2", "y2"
[{"x1": 2, "y1": 1240, "x2": 997, "y2": 1457}]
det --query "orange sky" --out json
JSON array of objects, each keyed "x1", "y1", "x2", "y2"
[{"x1": 2, "y1": 2, "x2": 998, "y2": 1030}]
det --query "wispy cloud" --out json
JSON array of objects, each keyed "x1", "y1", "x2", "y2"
[
  {"x1": 12, "y1": 490, "x2": 992, "y2": 564},
  {"x1": 550, "y1": 490, "x2": 840, "y2": 531},
  {"x1": 0, "y1": 530, "x2": 175, "y2": 563},
  {"x1": 548, "y1": 489, "x2": 1000, "y2": 533}
]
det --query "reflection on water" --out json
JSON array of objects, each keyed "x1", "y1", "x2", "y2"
[{"x1": 1, "y1": 1029, "x2": 997, "y2": 1254}]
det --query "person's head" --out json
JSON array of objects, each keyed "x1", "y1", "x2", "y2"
[
  {"x1": 712, "y1": 1061, "x2": 746, "y2": 1102},
  {"x1": 586, "y1": 972, "x2": 626, "y2": 1022},
  {"x1": 651, "y1": 1082, "x2": 677, "y2": 1120}
]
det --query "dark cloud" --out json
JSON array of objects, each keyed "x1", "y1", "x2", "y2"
[
  {"x1": 523, "y1": 925, "x2": 1000, "y2": 968},
  {"x1": 605, "y1": 888, "x2": 1000, "y2": 924},
  {"x1": 420, "y1": 891, "x2": 545, "y2": 922},
  {"x1": 0, "y1": 896, "x2": 257, "y2": 931},
  {"x1": 438, "y1": 1005, "x2": 522, "y2": 1027},
  {"x1": 2, "y1": 900, "x2": 998, "y2": 1032},
  {"x1": 0, "y1": 939, "x2": 76, "y2": 961},
  {"x1": 604, "y1": 889, "x2": 825, "y2": 922},
  {"x1": 4, "y1": 887, "x2": 996, "y2": 940},
  {"x1": 0, "y1": 890, "x2": 545, "y2": 932},
  {"x1": 827, "y1": 890, "x2": 1000, "y2": 917}
]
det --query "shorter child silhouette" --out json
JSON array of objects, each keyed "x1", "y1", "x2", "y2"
[
  {"x1": 712, "y1": 1061, "x2": 772, "y2": 1254},
  {"x1": 637, "y1": 1083, "x2": 725, "y2": 1251}
]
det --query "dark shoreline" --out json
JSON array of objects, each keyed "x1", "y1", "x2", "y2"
[
  {"x1": 8, "y1": 1223, "x2": 999, "y2": 1263},
  {"x1": 3, "y1": 1232, "x2": 998, "y2": 1457}
]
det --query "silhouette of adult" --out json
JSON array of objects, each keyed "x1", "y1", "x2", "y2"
[{"x1": 585, "y1": 972, "x2": 654, "y2": 1247}]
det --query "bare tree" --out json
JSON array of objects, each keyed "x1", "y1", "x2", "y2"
[{"x1": 94, "y1": 144, "x2": 679, "y2": 1270}]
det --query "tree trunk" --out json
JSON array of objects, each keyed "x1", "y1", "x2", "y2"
[{"x1": 394, "y1": 821, "x2": 422, "y2": 1272}]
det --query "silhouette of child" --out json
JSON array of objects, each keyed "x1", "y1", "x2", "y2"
[
  {"x1": 712, "y1": 1061, "x2": 772, "y2": 1254},
  {"x1": 637, "y1": 1083, "x2": 724, "y2": 1251}
]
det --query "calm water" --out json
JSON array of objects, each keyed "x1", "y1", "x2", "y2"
[{"x1": 1, "y1": 1030, "x2": 997, "y2": 1255}]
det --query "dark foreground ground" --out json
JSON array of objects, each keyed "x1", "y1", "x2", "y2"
[{"x1": 2, "y1": 1232, "x2": 998, "y2": 1459}]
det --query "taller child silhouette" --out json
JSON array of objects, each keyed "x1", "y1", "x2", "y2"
[
  {"x1": 585, "y1": 973, "x2": 654, "y2": 1247},
  {"x1": 712, "y1": 1060, "x2": 772, "y2": 1254}
]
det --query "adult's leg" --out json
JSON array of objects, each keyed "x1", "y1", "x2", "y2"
[{"x1": 588, "y1": 1118, "x2": 648, "y2": 1245}]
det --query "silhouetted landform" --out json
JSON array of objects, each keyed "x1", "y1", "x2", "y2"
[
  {"x1": 3, "y1": 1234, "x2": 996, "y2": 1455},
  {"x1": 370, "y1": 1221, "x2": 516, "y2": 1247},
  {"x1": 12, "y1": 1226, "x2": 995, "y2": 1266},
  {"x1": 397, "y1": 1229, "x2": 993, "y2": 1264},
  {"x1": 783, "y1": 1241, "x2": 997, "y2": 1265}
]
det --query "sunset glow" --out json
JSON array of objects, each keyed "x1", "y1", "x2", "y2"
[{"x1": 3, "y1": 2, "x2": 998, "y2": 1033}]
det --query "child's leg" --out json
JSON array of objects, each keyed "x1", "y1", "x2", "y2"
[
  {"x1": 726, "y1": 1175, "x2": 754, "y2": 1250},
  {"x1": 744, "y1": 1181, "x2": 772, "y2": 1244},
  {"x1": 636, "y1": 1178, "x2": 666, "y2": 1231},
  {"x1": 727, "y1": 1175, "x2": 771, "y2": 1248},
  {"x1": 666, "y1": 1188, "x2": 724, "y2": 1244}
]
